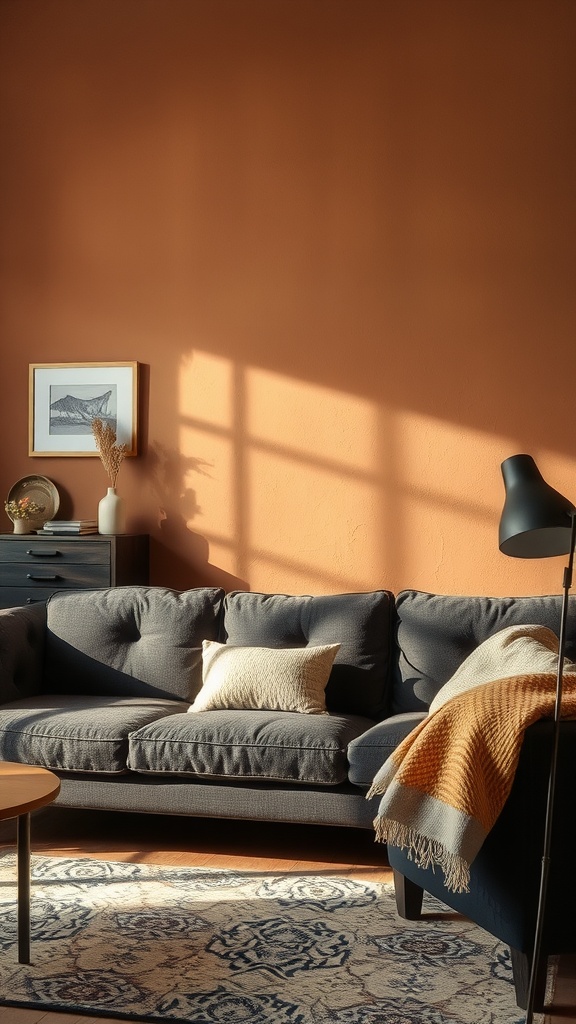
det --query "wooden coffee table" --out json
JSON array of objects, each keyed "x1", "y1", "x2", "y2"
[{"x1": 0, "y1": 760, "x2": 60, "y2": 963}]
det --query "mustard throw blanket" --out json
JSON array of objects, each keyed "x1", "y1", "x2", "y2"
[{"x1": 368, "y1": 625, "x2": 576, "y2": 893}]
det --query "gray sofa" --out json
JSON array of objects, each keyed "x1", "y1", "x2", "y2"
[{"x1": 0, "y1": 585, "x2": 574, "y2": 832}]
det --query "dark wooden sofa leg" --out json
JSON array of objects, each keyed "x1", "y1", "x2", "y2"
[
  {"x1": 392, "y1": 868, "x2": 424, "y2": 920},
  {"x1": 509, "y1": 948, "x2": 548, "y2": 1011}
]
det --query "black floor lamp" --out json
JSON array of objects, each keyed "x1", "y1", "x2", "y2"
[{"x1": 499, "y1": 453, "x2": 576, "y2": 1024}]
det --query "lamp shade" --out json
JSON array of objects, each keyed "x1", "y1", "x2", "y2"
[{"x1": 499, "y1": 454, "x2": 575, "y2": 558}]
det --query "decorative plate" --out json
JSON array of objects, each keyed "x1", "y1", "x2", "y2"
[{"x1": 6, "y1": 475, "x2": 60, "y2": 526}]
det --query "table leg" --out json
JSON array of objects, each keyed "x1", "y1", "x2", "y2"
[{"x1": 16, "y1": 812, "x2": 30, "y2": 964}]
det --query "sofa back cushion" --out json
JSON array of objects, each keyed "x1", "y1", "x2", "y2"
[
  {"x1": 44, "y1": 586, "x2": 225, "y2": 701},
  {"x1": 221, "y1": 589, "x2": 395, "y2": 719},
  {"x1": 392, "y1": 589, "x2": 576, "y2": 714},
  {"x1": 0, "y1": 603, "x2": 46, "y2": 703}
]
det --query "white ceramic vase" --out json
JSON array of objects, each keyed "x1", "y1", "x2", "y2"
[{"x1": 98, "y1": 487, "x2": 126, "y2": 535}]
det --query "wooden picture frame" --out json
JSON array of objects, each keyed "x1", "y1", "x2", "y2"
[{"x1": 29, "y1": 362, "x2": 139, "y2": 457}]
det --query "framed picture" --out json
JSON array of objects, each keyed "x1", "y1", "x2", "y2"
[{"x1": 29, "y1": 362, "x2": 139, "y2": 457}]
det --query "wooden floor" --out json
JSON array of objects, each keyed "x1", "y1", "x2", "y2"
[{"x1": 0, "y1": 807, "x2": 574, "y2": 1023}]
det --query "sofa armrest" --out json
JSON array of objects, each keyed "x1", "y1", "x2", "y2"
[
  {"x1": 387, "y1": 718, "x2": 576, "y2": 953},
  {"x1": 0, "y1": 603, "x2": 46, "y2": 704}
]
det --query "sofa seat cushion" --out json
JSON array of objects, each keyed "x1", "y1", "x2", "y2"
[
  {"x1": 128, "y1": 710, "x2": 376, "y2": 785},
  {"x1": 347, "y1": 712, "x2": 426, "y2": 788},
  {"x1": 0, "y1": 695, "x2": 188, "y2": 774}
]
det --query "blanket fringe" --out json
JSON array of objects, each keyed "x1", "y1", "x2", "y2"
[
  {"x1": 366, "y1": 771, "x2": 392, "y2": 800},
  {"x1": 373, "y1": 817, "x2": 471, "y2": 894}
]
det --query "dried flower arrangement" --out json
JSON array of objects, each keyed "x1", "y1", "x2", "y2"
[
  {"x1": 91, "y1": 418, "x2": 128, "y2": 488},
  {"x1": 5, "y1": 496, "x2": 46, "y2": 521},
  {"x1": 4, "y1": 495, "x2": 45, "y2": 520}
]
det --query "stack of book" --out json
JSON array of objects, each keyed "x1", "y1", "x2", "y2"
[{"x1": 39, "y1": 520, "x2": 98, "y2": 535}]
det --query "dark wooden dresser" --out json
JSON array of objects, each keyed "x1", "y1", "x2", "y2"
[{"x1": 0, "y1": 534, "x2": 149, "y2": 608}]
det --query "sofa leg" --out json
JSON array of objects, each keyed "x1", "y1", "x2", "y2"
[
  {"x1": 509, "y1": 947, "x2": 548, "y2": 1011},
  {"x1": 392, "y1": 868, "x2": 424, "y2": 920}
]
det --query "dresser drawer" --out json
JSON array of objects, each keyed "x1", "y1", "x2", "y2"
[
  {"x1": 0, "y1": 588, "x2": 64, "y2": 608},
  {"x1": 1, "y1": 563, "x2": 110, "y2": 589},
  {"x1": 0, "y1": 539, "x2": 110, "y2": 564}
]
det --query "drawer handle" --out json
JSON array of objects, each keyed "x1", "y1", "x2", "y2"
[
  {"x1": 26, "y1": 549, "x2": 61, "y2": 557},
  {"x1": 26, "y1": 573, "x2": 61, "y2": 582}
]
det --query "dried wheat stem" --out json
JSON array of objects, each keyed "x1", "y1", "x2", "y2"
[{"x1": 91, "y1": 418, "x2": 128, "y2": 488}]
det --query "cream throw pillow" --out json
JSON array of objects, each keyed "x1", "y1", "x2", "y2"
[{"x1": 188, "y1": 640, "x2": 341, "y2": 715}]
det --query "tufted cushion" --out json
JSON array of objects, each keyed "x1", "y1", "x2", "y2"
[
  {"x1": 0, "y1": 695, "x2": 187, "y2": 773},
  {"x1": 221, "y1": 590, "x2": 394, "y2": 719},
  {"x1": 392, "y1": 590, "x2": 576, "y2": 714},
  {"x1": 128, "y1": 709, "x2": 376, "y2": 785},
  {"x1": 0, "y1": 603, "x2": 46, "y2": 703},
  {"x1": 428, "y1": 623, "x2": 575, "y2": 714},
  {"x1": 44, "y1": 586, "x2": 225, "y2": 702}
]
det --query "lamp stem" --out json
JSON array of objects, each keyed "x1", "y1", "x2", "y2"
[{"x1": 525, "y1": 510, "x2": 576, "y2": 1024}]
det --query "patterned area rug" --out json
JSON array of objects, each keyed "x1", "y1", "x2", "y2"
[{"x1": 0, "y1": 851, "x2": 534, "y2": 1023}]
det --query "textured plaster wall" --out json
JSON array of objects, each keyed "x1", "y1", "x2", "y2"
[{"x1": 0, "y1": 0, "x2": 575, "y2": 597}]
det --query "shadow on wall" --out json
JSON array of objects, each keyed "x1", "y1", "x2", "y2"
[{"x1": 145, "y1": 442, "x2": 248, "y2": 593}]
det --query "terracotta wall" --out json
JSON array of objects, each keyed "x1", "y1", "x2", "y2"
[{"x1": 1, "y1": 0, "x2": 575, "y2": 597}]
